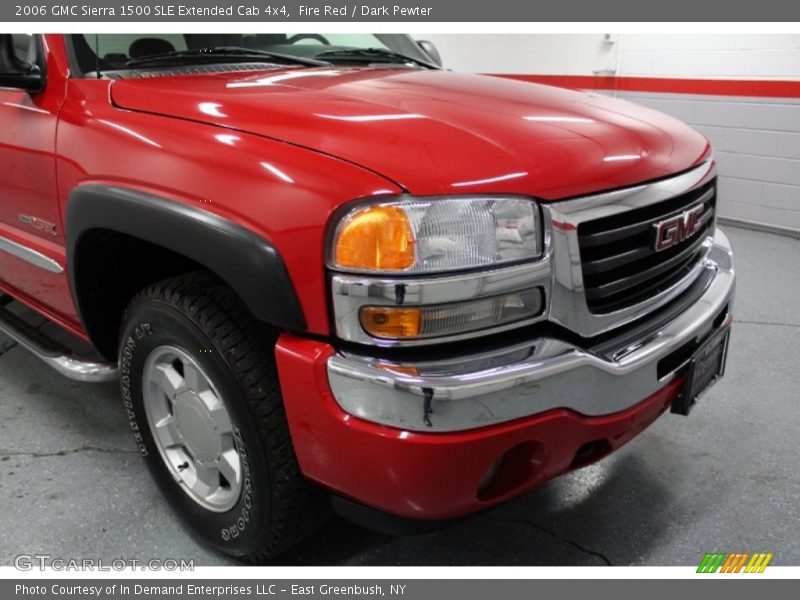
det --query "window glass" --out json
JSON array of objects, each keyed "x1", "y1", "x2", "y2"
[
  {"x1": 279, "y1": 33, "x2": 385, "y2": 47},
  {"x1": 11, "y1": 34, "x2": 34, "y2": 63},
  {"x1": 80, "y1": 34, "x2": 188, "y2": 68},
  {"x1": 69, "y1": 34, "x2": 430, "y2": 74}
]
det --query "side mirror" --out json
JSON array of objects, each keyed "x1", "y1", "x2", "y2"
[
  {"x1": 416, "y1": 39, "x2": 443, "y2": 67},
  {"x1": 0, "y1": 34, "x2": 45, "y2": 93}
]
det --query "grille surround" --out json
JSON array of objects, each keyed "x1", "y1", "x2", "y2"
[
  {"x1": 544, "y1": 160, "x2": 718, "y2": 339},
  {"x1": 577, "y1": 180, "x2": 716, "y2": 314}
]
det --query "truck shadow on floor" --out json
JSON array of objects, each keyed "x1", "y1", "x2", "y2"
[{"x1": 268, "y1": 452, "x2": 685, "y2": 566}]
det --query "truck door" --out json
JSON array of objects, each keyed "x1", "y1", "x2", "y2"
[{"x1": 0, "y1": 34, "x2": 70, "y2": 315}]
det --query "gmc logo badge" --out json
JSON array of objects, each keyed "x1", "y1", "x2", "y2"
[
  {"x1": 19, "y1": 214, "x2": 57, "y2": 236},
  {"x1": 653, "y1": 205, "x2": 704, "y2": 252}
]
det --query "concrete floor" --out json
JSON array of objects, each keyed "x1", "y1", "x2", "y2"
[{"x1": 1, "y1": 225, "x2": 798, "y2": 567}]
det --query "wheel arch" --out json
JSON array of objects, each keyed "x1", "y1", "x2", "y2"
[{"x1": 66, "y1": 185, "x2": 306, "y2": 360}]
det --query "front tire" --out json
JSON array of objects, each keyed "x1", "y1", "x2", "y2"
[{"x1": 118, "y1": 272, "x2": 326, "y2": 561}]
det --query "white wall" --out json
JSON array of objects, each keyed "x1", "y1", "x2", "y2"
[
  {"x1": 416, "y1": 34, "x2": 800, "y2": 79},
  {"x1": 619, "y1": 35, "x2": 800, "y2": 79},
  {"x1": 416, "y1": 34, "x2": 616, "y2": 75},
  {"x1": 413, "y1": 34, "x2": 800, "y2": 231}
]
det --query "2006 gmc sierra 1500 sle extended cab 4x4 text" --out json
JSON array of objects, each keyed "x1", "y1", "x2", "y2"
[{"x1": 0, "y1": 33, "x2": 734, "y2": 561}]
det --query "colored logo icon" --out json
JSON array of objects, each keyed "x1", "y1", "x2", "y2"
[{"x1": 697, "y1": 552, "x2": 773, "y2": 573}]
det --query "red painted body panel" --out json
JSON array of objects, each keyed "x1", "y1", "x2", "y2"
[
  {"x1": 110, "y1": 67, "x2": 710, "y2": 199},
  {"x1": 54, "y1": 79, "x2": 399, "y2": 335},
  {"x1": 275, "y1": 335, "x2": 683, "y2": 519},
  {"x1": 0, "y1": 35, "x2": 78, "y2": 327}
]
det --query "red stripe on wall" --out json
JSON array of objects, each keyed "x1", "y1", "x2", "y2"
[{"x1": 491, "y1": 74, "x2": 800, "y2": 99}]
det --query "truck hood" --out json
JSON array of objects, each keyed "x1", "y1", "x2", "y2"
[{"x1": 110, "y1": 67, "x2": 710, "y2": 199}]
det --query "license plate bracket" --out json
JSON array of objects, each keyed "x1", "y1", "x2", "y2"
[{"x1": 671, "y1": 325, "x2": 731, "y2": 416}]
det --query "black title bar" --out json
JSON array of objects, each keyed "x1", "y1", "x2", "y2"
[{"x1": 4, "y1": 0, "x2": 800, "y2": 22}]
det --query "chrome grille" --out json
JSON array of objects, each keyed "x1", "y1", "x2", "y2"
[{"x1": 577, "y1": 179, "x2": 716, "y2": 314}]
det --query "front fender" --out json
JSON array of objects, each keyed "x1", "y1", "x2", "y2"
[{"x1": 66, "y1": 185, "x2": 306, "y2": 353}]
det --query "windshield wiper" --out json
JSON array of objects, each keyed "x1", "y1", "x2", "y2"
[
  {"x1": 315, "y1": 48, "x2": 438, "y2": 69},
  {"x1": 125, "y1": 46, "x2": 331, "y2": 69}
]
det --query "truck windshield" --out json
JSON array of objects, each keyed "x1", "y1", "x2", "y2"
[{"x1": 68, "y1": 33, "x2": 436, "y2": 75}]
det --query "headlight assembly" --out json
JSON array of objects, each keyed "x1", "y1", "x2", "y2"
[
  {"x1": 329, "y1": 196, "x2": 542, "y2": 274},
  {"x1": 327, "y1": 195, "x2": 549, "y2": 346}
]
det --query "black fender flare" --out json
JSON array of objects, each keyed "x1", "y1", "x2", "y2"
[{"x1": 66, "y1": 185, "x2": 307, "y2": 354}]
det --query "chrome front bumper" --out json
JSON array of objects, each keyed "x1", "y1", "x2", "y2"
[{"x1": 327, "y1": 228, "x2": 735, "y2": 433}]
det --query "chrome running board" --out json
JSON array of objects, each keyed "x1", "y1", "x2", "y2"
[{"x1": 0, "y1": 296, "x2": 118, "y2": 383}]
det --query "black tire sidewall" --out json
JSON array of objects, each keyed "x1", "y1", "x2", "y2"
[{"x1": 119, "y1": 299, "x2": 271, "y2": 558}]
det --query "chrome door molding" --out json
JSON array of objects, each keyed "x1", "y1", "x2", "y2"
[{"x1": 0, "y1": 234, "x2": 64, "y2": 273}]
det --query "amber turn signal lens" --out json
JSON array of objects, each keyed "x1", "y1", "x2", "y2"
[
  {"x1": 361, "y1": 306, "x2": 422, "y2": 339},
  {"x1": 334, "y1": 205, "x2": 415, "y2": 271},
  {"x1": 360, "y1": 289, "x2": 543, "y2": 341},
  {"x1": 375, "y1": 363, "x2": 420, "y2": 377}
]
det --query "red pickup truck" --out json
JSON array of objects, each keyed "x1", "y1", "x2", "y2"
[{"x1": 0, "y1": 33, "x2": 734, "y2": 561}]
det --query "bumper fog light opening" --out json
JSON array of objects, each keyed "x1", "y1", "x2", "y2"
[{"x1": 476, "y1": 441, "x2": 547, "y2": 502}]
